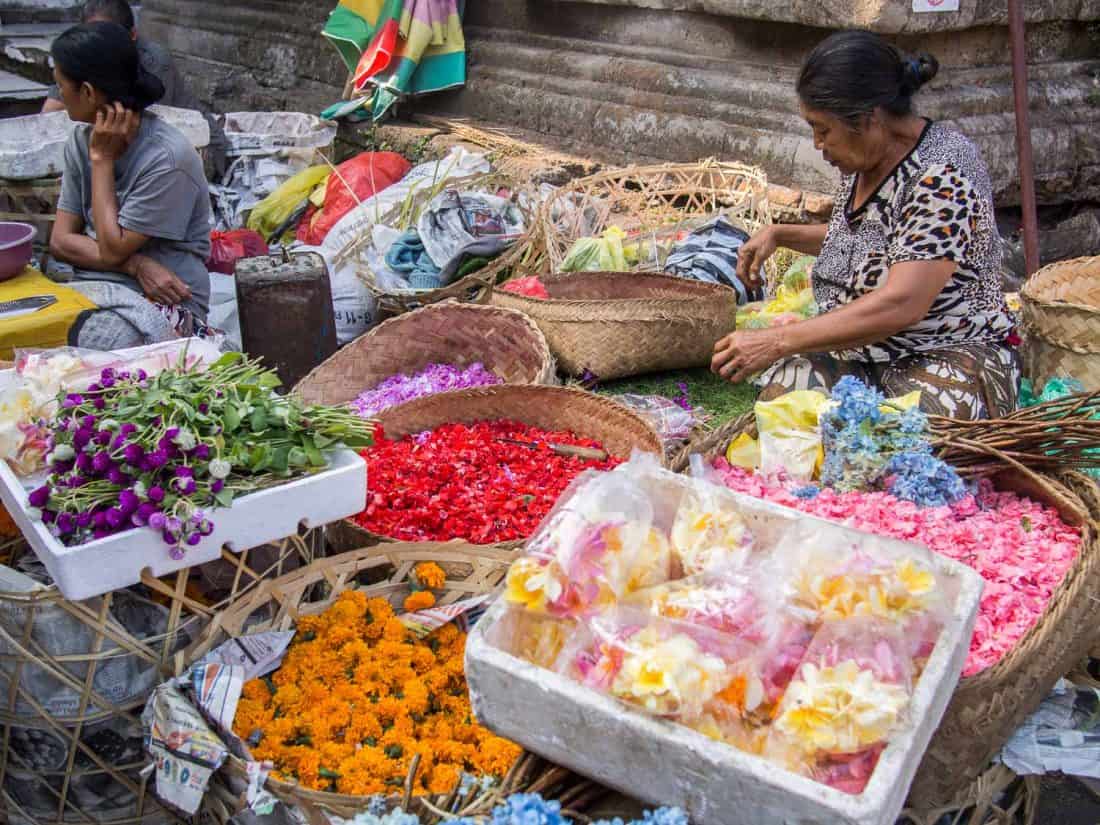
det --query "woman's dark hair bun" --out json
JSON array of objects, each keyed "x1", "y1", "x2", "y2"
[
  {"x1": 901, "y1": 53, "x2": 939, "y2": 94},
  {"x1": 797, "y1": 30, "x2": 939, "y2": 123},
  {"x1": 50, "y1": 20, "x2": 164, "y2": 111}
]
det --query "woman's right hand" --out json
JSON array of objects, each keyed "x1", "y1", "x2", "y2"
[
  {"x1": 126, "y1": 255, "x2": 192, "y2": 306},
  {"x1": 736, "y1": 226, "x2": 778, "y2": 290}
]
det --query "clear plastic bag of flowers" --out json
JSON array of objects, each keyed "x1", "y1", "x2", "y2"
[
  {"x1": 761, "y1": 520, "x2": 952, "y2": 634},
  {"x1": 612, "y1": 394, "x2": 700, "y2": 448},
  {"x1": 573, "y1": 606, "x2": 763, "y2": 724},
  {"x1": 487, "y1": 605, "x2": 592, "y2": 675},
  {"x1": 668, "y1": 475, "x2": 756, "y2": 576},
  {"x1": 504, "y1": 456, "x2": 676, "y2": 619},
  {"x1": 765, "y1": 618, "x2": 915, "y2": 795}
]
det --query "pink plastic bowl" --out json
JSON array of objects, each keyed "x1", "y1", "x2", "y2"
[{"x1": 0, "y1": 222, "x2": 35, "y2": 281}]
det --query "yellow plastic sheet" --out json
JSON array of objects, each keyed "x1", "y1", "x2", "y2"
[
  {"x1": 246, "y1": 165, "x2": 331, "y2": 243},
  {"x1": 0, "y1": 268, "x2": 96, "y2": 361}
]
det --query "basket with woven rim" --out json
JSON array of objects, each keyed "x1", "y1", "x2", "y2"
[
  {"x1": 1020, "y1": 255, "x2": 1100, "y2": 392},
  {"x1": 672, "y1": 416, "x2": 1100, "y2": 807},
  {"x1": 333, "y1": 170, "x2": 540, "y2": 320},
  {"x1": 182, "y1": 542, "x2": 605, "y2": 825},
  {"x1": 0, "y1": 534, "x2": 318, "y2": 825},
  {"x1": 490, "y1": 271, "x2": 736, "y2": 380},
  {"x1": 293, "y1": 302, "x2": 556, "y2": 408},
  {"x1": 510, "y1": 160, "x2": 773, "y2": 285},
  {"x1": 327, "y1": 385, "x2": 663, "y2": 554}
]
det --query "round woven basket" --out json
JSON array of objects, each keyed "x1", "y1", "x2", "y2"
[
  {"x1": 184, "y1": 543, "x2": 604, "y2": 825},
  {"x1": 1020, "y1": 255, "x2": 1100, "y2": 392},
  {"x1": 514, "y1": 160, "x2": 773, "y2": 286},
  {"x1": 490, "y1": 271, "x2": 736, "y2": 380},
  {"x1": 328, "y1": 385, "x2": 664, "y2": 553},
  {"x1": 294, "y1": 302, "x2": 556, "y2": 407},
  {"x1": 675, "y1": 418, "x2": 1100, "y2": 807}
]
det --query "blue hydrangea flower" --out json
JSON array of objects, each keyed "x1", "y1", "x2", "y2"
[
  {"x1": 792, "y1": 484, "x2": 821, "y2": 499},
  {"x1": 829, "y1": 375, "x2": 884, "y2": 426},
  {"x1": 490, "y1": 793, "x2": 570, "y2": 825},
  {"x1": 642, "y1": 809, "x2": 689, "y2": 825},
  {"x1": 350, "y1": 807, "x2": 421, "y2": 825},
  {"x1": 885, "y1": 451, "x2": 967, "y2": 507}
]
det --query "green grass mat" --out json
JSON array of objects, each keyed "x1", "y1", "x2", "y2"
[{"x1": 586, "y1": 368, "x2": 757, "y2": 429}]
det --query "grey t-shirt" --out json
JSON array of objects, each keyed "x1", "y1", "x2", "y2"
[{"x1": 57, "y1": 111, "x2": 212, "y2": 316}]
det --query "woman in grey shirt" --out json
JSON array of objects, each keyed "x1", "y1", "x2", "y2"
[{"x1": 48, "y1": 21, "x2": 212, "y2": 329}]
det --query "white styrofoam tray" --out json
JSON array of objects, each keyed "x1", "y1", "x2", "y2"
[
  {"x1": 466, "y1": 482, "x2": 984, "y2": 825},
  {"x1": 0, "y1": 449, "x2": 366, "y2": 601}
]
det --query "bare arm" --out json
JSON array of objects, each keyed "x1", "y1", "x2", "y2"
[
  {"x1": 736, "y1": 224, "x2": 828, "y2": 288},
  {"x1": 712, "y1": 259, "x2": 954, "y2": 382}
]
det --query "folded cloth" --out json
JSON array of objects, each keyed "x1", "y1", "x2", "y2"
[
  {"x1": 664, "y1": 216, "x2": 764, "y2": 304},
  {"x1": 385, "y1": 230, "x2": 443, "y2": 286},
  {"x1": 66, "y1": 282, "x2": 221, "y2": 351},
  {"x1": 417, "y1": 189, "x2": 523, "y2": 280}
]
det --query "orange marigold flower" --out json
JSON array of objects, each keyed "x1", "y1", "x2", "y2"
[
  {"x1": 414, "y1": 562, "x2": 446, "y2": 590},
  {"x1": 403, "y1": 590, "x2": 437, "y2": 612}
]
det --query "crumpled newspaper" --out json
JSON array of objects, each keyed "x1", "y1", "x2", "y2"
[{"x1": 999, "y1": 678, "x2": 1100, "y2": 778}]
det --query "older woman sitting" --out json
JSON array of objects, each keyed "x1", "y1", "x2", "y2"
[{"x1": 711, "y1": 31, "x2": 1017, "y2": 420}]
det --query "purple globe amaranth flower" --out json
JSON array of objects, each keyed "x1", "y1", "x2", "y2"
[
  {"x1": 211, "y1": 479, "x2": 225, "y2": 493},
  {"x1": 144, "y1": 449, "x2": 168, "y2": 470},
  {"x1": 198, "y1": 519, "x2": 214, "y2": 536},
  {"x1": 162, "y1": 530, "x2": 179, "y2": 546},
  {"x1": 61, "y1": 394, "x2": 83, "y2": 409},
  {"x1": 147, "y1": 485, "x2": 165, "y2": 503},
  {"x1": 75, "y1": 512, "x2": 93, "y2": 528},
  {"x1": 91, "y1": 452, "x2": 113, "y2": 474},
  {"x1": 93, "y1": 398, "x2": 106, "y2": 410},
  {"x1": 186, "y1": 532, "x2": 202, "y2": 547},
  {"x1": 120, "y1": 423, "x2": 137, "y2": 436},
  {"x1": 177, "y1": 478, "x2": 197, "y2": 495},
  {"x1": 148, "y1": 512, "x2": 167, "y2": 530},
  {"x1": 107, "y1": 467, "x2": 129, "y2": 486},
  {"x1": 135, "y1": 369, "x2": 147, "y2": 381},
  {"x1": 198, "y1": 403, "x2": 209, "y2": 414},
  {"x1": 166, "y1": 516, "x2": 182, "y2": 533},
  {"x1": 75, "y1": 452, "x2": 93, "y2": 473},
  {"x1": 95, "y1": 430, "x2": 112, "y2": 446},
  {"x1": 80, "y1": 414, "x2": 97, "y2": 429},
  {"x1": 105, "y1": 508, "x2": 125, "y2": 529},
  {"x1": 134, "y1": 502, "x2": 158, "y2": 524},
  {"x1": 92, "y1": 511, "x2": 107, "y2": 528},
  {"x1": 123, "y1": 443, "x2": 145, "y2": 466},
  {"x1": 55, "y1": 513, "x2": 75, "y2": 534},
  {"x1": 41, "y1": 509, "x2": 55, "y2": 524},
  {"x1": 100, "y1": 367, "x2": 116, "y2": 381},
  {"x1": 87, "y1": 382, "x2": 101, "y2": 392},
  {"x1": 100, "y1": 376, "x2": 115, "y2": 389},
  {"x1": 28, "y1": 485, "x2": 50, "y2": 508},
  {"x1": 192, "y1": 444, "x2": 211, "y2": 460},
  {"x1": 93, "y1": 528, "x2": 111, "y2": 540},
  {"x1": 168, "y1": 545, "x2": 185, "y2": 560},
  {"x1": 118, "y1": 489, "x2": 140, "y2": 514},
  {"x1": 67, "y1": 475, "x2": 88, "y2": 488},
  {"x1": 73, "y1": 428, "x2": 92, "y2": 451},
  {"x1": 174, "y1": 466, "x2": 194, "y2": 479}
]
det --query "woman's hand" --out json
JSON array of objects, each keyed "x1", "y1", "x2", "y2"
[
  {"x1": 736, "y1": 226, "x2": 778, "y2": 290},
  {"x1": 89, "y1": 103, "x2": 139, "y2": 164},
  {"x1": 711, "y1": 328, "x2": 788, "y2": 383},
  {"x1": 126, "y1": 255, "x2": 192, "y2": 306}
]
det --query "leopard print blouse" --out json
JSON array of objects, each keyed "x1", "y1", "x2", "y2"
[{"x1": 812, "y1": 120, "x2": 1014, "y2": 363}]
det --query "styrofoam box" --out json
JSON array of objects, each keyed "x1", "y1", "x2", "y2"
[
  {"x1": 0, "y1": 106, "x2": 210, "y2": 181},
  {"x1": 466, "y1": 481, "x2": 984, "y2": 825},
  {"x1": 0, "y1": 448, "x2": 366, "y2": 601}
]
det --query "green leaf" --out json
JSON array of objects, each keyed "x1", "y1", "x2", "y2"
[
  {"x1": 212, "y1": 352, "x2": 244, "y2": 369},
  {"x1": 287, "y1": 447, "x2": 308, "y2": 469},
  {"x1": 271, "y1": 446, "x2": 291, "y2": 474},
  {"x1": 313, "y1": 433, "x2": 336, "y2": 449},
  {"x1": 250, "y1": 406, "x2": 267, "y2": 432},
  {"x1": 223, "y1": 406, "x2": 241, "y2": 432},
  {"x1": 249, "y1": 444, "x2": 271, "y2": 472},
  {"x1": 258, "y1": 372, "x2": 282, "y2": 390},
  {"x1": 214, "y1": 488, "x2": 235, "y2": 508},
  {"x1": 302, "y1": 440, "x2": 326, "y2": 468}
]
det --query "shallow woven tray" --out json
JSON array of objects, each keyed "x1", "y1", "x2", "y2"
[
  {"x1": 294, "y1": 302, "x2": 556, "y2": 407},
  {"x1": 182, "y1": 543, "x2": 605, "y2": 824},
  {"x1": 328, "y1": 385, "x2": 664, "y2": 554},
  {"x1": 674, "y1": 416, "x2": 1100, "y2": 807},
  {"x1": 490, "y1": 271, "x2": 736, "y2": 380},
  {"x1": 1020, "y1": 255, "x2": 1100, "y2": 392}
]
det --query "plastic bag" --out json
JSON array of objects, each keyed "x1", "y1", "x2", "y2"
[
  {"x1": 612, "y1": 394, "x2": 699, "y2": 448},
  {"x1": 767, "y1": 619, "x2": 913, "y2": 794},
  {"x1": 206, "y1": 229, "x2": 268, "y2": 275},
  {"x1": 245, "y1": 165, "x2": 330, "y2": 243},
  {"x1": 560, "y1": 226, "x2": 629, "y2": 272},
  {"x1": 754, "y1": 390, "x2": 830, "y2": 480},
  {"x1": 501, "y1": 276, "x2": 549, "y2": 299},
  {"x1": 725, "y1": 432, "x2": 761, "y2": 470},
  {"x1": 296, "y1": 152, "x2": 411, "y2": 246},
  {"x1": 669, "y1": 482, "x2": 754, "y2": 576}
]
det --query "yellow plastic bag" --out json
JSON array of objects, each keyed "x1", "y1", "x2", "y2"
[
  {"x1": 560, "y1": 226, "x2": 628, "y2": 272},
  {"x1": 246, "y1": 165, "x2": 331, "y2": 243},
  {"x1": 755, "y1": 390, "x2": 830, "y2": 480},
  {"x1": 0, "y1": 268, "x2": 97, "y2": 361}
]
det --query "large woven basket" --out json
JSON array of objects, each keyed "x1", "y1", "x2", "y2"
[
  {"x1": 328, "y1": 385, "x2": 663, "y2": 553},
  {"x1": 675, "y1": 418, "x2": 1100, "y2": 806},
  {"x1": 0, "y1": 535, "x2": 317, "y2": 825},
  {"x1": 490, "y1": 271, "x2": 736, "y2": 380},
  {"x1": 184, "y1": 543, "x2": 604, "y2": 825},
  {"x1": 294, "y1": 302, "x2": 556, "y2": 407},
  {"x1": 1020, "y1": 255, "x2": 1100, "y2": 391},
  {"x1": 520, "y1": 160, "x2": 773, "y2": 286}
]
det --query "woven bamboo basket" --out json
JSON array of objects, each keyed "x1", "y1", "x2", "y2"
[
  {"x1": 327, "y1": 385, "x2": 663, "y2": 554},
  {"x1": 674, "y1": 418, "x2": 1100, "y2": 806},
  {"x1": 294, "y1": 302, "x2": 556, "y2": 408},
  {"x1": 182, "y1": 543, "x2": 605, "y2": 825},
  {"x1": 490, "y1": 271, "x2": 736, "y2": 380},
  {"x1": 1020, "y1": 255, "x2": 1100, "y2": 392},
  {"x1": 0, "y1": 534, "x2": 318, "y2": 825},
  {"x1": 518, "y1": 160, "x2": 773, "y2": 286}
]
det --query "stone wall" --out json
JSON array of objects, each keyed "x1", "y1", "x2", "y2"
[{"x1": 142, "y1": 0, "x2": 1100, "y2": 206}]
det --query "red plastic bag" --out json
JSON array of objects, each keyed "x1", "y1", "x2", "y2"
[
  {"x1": 296, "y1": 151, "x2": 411, "y2": 246},
  {"x1": 206, "y1": 229, "x2": 268, "y2": 275},
  {"x1": 501, "y1": 276, "x2": 549, "y2": 299}
]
